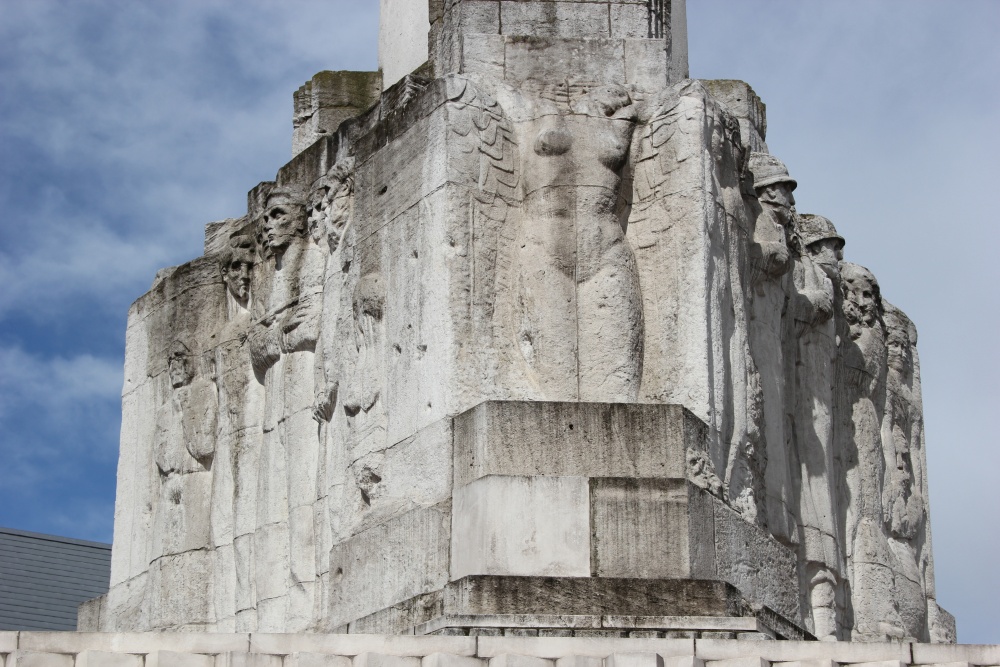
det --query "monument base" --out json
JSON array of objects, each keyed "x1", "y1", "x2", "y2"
[{"x1": 347, "y1": 576, "x2": 809, "y2": 640}]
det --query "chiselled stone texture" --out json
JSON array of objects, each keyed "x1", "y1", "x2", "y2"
[{"x1": 97, "y1": 0, "x2": 953, "y2": 647}]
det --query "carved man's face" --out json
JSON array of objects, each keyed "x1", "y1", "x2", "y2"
[
  {"x1": 758, "y1": 182, "x2": 796, "y2": 216},
  {"x1": 808, "y1": 239, "x2": 844, "y2": 280},
  {"x1": 261, "y1": 203, "x2": 305, "y2": 255},
  {"x1": 887, "y1": 325, "x2": 913, "y2": 375},
  {"x1": 843, "y1": 270, "x2": 880, "y2": 328},
  {"x1": 308, "y1": 186, "x2": 331, "y2": 245},
  {"x1": 222, "y1": 259, "x2": 253, "y2": 302},
  {"x1": 168, "y1": 354, "x2": 191, "y2": 388}
]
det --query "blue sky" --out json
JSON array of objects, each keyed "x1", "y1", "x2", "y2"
[{"x1": 0, "y1": 0, "x2": 996, "y2": 643}]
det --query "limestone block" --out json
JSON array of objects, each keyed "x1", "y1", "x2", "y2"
[
  {"x1": 489, "y1": 656, "x2": 553, "y2": 667},
  {"x1": 379, "y1": 0, "x2": 430, "y2": 88},
  {"x1": 146, "y1": 653, "x2": 213, "y2": 667},
  {"x1": 453, "y1": 402, "x2": 702, "y2": 487},
  {"x1": 422, "y1": 654, "x2": 486, "y2": 667},
  {"x1": 661, "y1": 659, "x2": 703, "y2": 667},
  {"x1": 76, "y1": 595, "x2": 104, "y2": 631},
  {"x1": 416, "y1": 616, "x2": 601, "y2": 635},
  {"x1": 916, "y1": 663, "x2": 972, "y2": 667},
  {"x1": 249, "y1": 635, "x2": 475, "y2": 658},
  {"x1": 771, "y1": 662, "x2": 835, "y2": 667},
  {"x1": 327, "y1": 504, "x2": 451, "y2": 628},
  {"x1": 705, "y1": 659, "x2": 770, "y2": 667},
  {"x1": 624, "y1": 40, "x2": 668, "y2": 92},
  {"x1": 147, "y1": 549, "x2": 215, "y2": 629},
  {"x1": 602, "y1": 617, "x2": 757, "y2": 632},
  {"x1": 285, "y1": 656, "x2": 353, "y2": 667},
  {"x1": 912, "y1": 645, "x2": 1000, "y2": 666},
  {"x1": 75, "y1": 652, "x2": 143, "y2": 667},
  {"x1": 0, "y1": 633, "x2": 18, "y2": 653},
  {"x1": 850, "y1": 662, "x2": 907, "y2": 667},
  {"x1": 354, "y1": 654, "x2": 421, "y2": 667},
  {"x1": 459, "y1": 35, "x2": 505, "y2": 83},
  {"x1": 711, "y1": 501, "x2": 799, "y2": 622},
  {"x1": 503, "y1": 38, "x2": 626, "y2": 90},
  {"x1": 6, "y1": 653, "x2": 73, "y2": 667},
  {"x1": 693, "y1": 641, "x2": 910, "y2": 663},
  {"x1": 451, "y1": 475, "x2": 590, "y2": 579},
  {"x1": 18, "y1": 634, "x2": 249, "y2": 656},
  {"x1": 605, "y1": 653, "x2": 665, "y2": 667},
  {"x1": 476, "y1": 638, "x2": 694, "y2": 660},
  {"x1": 499, "y1": 2, "x2": 610, "y2": 39},
  {"x1": 610, "y1": 4, "x2": 652, "y2": 39},
  {"x1": 591, "y1": 478, "x2": 690, "y2": 579},
  {"x1": 214, "y1": 654, "x2": 282, "y2": 667},
  {"x1": 698, "y1": 81, "x2": 767, "y2": 153},
  {"x1": 555, "y1": 657, "x2": 602, "y2": 667}
]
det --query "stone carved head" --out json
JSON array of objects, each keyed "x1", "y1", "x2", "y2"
[
  {"x1": 749, "y1": 153, "x2": 797, "y2": 224},
  {"x1": 798, "y1": 214, "x2": 845, "y2": 278},
  {"x1": 259, "y1": 187, "x2": 307, "y2": 259},
  {"x1": 167, "y1": 340, "x2": 193, "y2": 388},
  {"x1": 884, "y1": 304, "x2": 917, "y2": 379},
  {"x1": 308, "y1": 158, "x2": 355, "y2": 254},
  {"x1": 219, "y1": 235, "x2": 255, "y2": 306},
  {"x1": 840, "y1": 262, "x2": 882, "y2": 331}
]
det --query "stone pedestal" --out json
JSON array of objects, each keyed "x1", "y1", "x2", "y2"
[{"x1": 327, "y1": 401, "x2": 803, "y2": 639}]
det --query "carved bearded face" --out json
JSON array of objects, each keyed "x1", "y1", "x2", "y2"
[
  {"x1": 887, "y1": 322, "x2": 914, "y2": 376},
  {"x1": 841, "y1": 265, "x2": 881, "y2": 328},
  {"x1": 261, "y1": 201, "x2": 306, "y2": 257},
  {"x1": 221, "y1": 258, "x2": 253, "y2": 303},
  {"x1": 168, "y1": 353, "x2": 191, "y2": 388}
]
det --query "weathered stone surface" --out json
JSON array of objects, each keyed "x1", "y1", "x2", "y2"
[
  {"x1": 74, "y1": 651, "x2": 143, "y2": 667},
  {"x1": 451, "y1": 476, "x2": 590, "y2": 579},
  {"x1": 99, "y1": 0, "x2": 953, "y2": 644},
  {"x1": 5, "y1": 652, "x2": 74, "y2": 667}
]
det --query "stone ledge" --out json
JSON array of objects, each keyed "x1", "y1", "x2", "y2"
[{"x1": 0, "y1": 635, "x2": 996, "y2": 667}]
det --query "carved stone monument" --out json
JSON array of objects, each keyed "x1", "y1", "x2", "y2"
[{"x1": 87, "y1": 0, "x2": 955, "y2": 644}]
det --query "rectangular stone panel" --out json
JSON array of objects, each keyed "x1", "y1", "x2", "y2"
[
  {"x1": 453, "y1": 402, "x2": 706, "y2": 488},
  {"x1": 326, "y1": 503, "x2": 452, "y2": 628},
  {"x1": 444, "y1": 576, "x2": 746, "y2": 618},
  {"x1": 451, "y1": 475, "x2": 591, "y2": 579},
  {"x1": 249, "y1": 635, "x2": 476, "y2": 658},
  {"x1": 590, "y1": 478, "x2": 690, "y2": 578},
  {"x1": 503, "y1": 38, "x2": 626, "y2": 89},
  {"x1": 500, "y1": 2, "x2": 611, "y2": 39},
  {"x1": 476, "y1": 636, "x2": 694, "y2": 659},
  {"x1": 711, "y1": 502, "x2": 799, "y2": 623}
]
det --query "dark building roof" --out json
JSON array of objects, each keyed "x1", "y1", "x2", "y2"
[{"x1": 0, "y1": 527, "x2": 111, "y2": 631}]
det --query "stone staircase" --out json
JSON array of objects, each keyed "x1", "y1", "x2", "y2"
[{"x1": 2, "y1": 634, "x2": 997, "y2": 667}]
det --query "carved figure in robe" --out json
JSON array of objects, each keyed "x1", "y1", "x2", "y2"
[
  {"x1": 514, "y1": 83, "x2": 643, "y2": 401},
  {"x1": 790, "y1": 213, "x2": 846, "y2": 639},
  {"x1": 306, "y1": 157, "x2": 356, "y2": 597},
  {"x1": 211, "y1": 232, "x2": 264, "y2": 630},
  {"x1": 881, "y1": 302, "x2": 931, "y2": 639},
  {"x1": 247, "y1": 185, "x2": 326, "y2": 631},
  {"x1": 746, "y1": 152, "x2": 797, "y2": 544},
  {"x1": 837, "y1": 262, "x2": 904, "y2": 640},
  {"x1": 151, "y1": 340, "x2": 217, "y2": 626}
]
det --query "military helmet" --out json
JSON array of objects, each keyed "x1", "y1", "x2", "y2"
[
  {"x1": 796, "y1": 213, "x2": 845, "y2": 249},
  {"x1": 748, "y1": 152, "x2": 797, "y2": 191}
]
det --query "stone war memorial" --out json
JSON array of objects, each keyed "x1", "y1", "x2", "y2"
[{"x1": 8, "y1": 1, "x2": 999, "y2": 666}]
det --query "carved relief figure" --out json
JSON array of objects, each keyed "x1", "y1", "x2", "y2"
[
  {"x1": 248, "y1": 185, "x2": 326, "y2": 631},
  {"x1": 881, "y1": 302, "x2": 931, "y2": 639},
  {"x1": 151, "y1": 340, "x2": 218, "y2": 627},
  {"x1": 790, "y1": 213, "x2": 846, "y2": 639},
  {"x1": 514, "y1": 84, "x2": 643, "y2": 401},
  {"x1": 211, "y1": 233, "x2": 264, "y2": 631},
  {"x1": 837, "y1": 261, "x2": 905, "y2": 640},
  {"x1": 746, "y1": 152, "x2": 797, "y2": 544}
]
